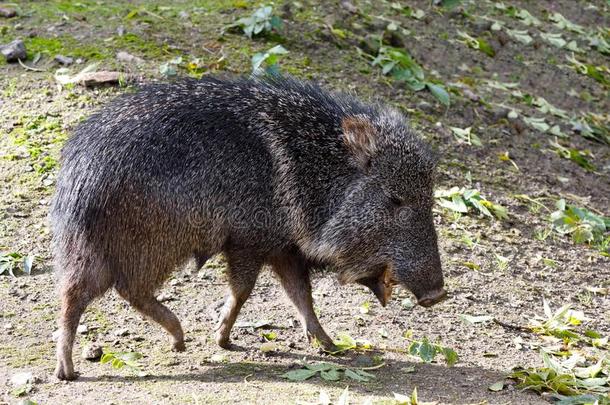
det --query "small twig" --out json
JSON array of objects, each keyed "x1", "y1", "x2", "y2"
[
  {"x1": 513, "y1": 194, "x2": 551, "y2": 213},
  {"x1": 493, "y1": 318, "x2": 531, "y2": 333},
  {"x1": 17, "y1": 58, "x2": 46, "y2": 72},
  {"x1": 243, "y1": 373, "x2": 261, "y2": 389},
  {"x1": 559, "y1": 192, "x2": 606, "y2": 216},
  {"x1": 357, "y1": 362, "x2": 386, "y2": 371},
  {"x1": 142, "y1": 9, "x2": 164, "y2": 20}
]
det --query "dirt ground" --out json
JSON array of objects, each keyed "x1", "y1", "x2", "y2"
[{"x1": 0, "y1": 1, "x2": 609, "y2": 404}]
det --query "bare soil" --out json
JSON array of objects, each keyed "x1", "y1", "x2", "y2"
[{"x1": 0, "y1": 1, "x2": 608, "y2": 404}]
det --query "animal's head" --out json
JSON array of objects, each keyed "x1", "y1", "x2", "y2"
[{"x1": 315, "y1": 110, "x2": 446, "y2": 307}]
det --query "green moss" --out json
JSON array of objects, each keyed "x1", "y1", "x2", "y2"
[
  {"x1": 111, "y1": 33, "x2": 173, "y2": 58},
  {"x1": 25, "y1": 36, "x2": 110, "y2": 60},
  {"x1": 0, "y1": 342, "x2": 54, "y2": 367}
]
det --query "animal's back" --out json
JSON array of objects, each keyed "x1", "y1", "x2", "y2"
[{"x1": 51, "y1": 76, "x2": 371, "y2": 254}]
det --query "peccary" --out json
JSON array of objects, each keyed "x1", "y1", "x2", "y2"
[{"x1": 51, "y1": 75, "x2": 446, "y2": 381}]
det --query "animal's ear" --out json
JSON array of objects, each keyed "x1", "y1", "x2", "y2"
[{"x1": 341, "y1": 115, "x2": 378, "y2": 170}]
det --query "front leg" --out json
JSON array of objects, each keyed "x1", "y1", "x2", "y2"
[{"x1": 270, "y1": 254, "x2": 337, "y2": 352}]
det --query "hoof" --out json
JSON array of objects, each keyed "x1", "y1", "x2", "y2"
[
  {"x1": 215, "y1": 331, "x2": 232, "y2": 349},
  {"x1": 172, "y1": 341, "x2": 186, "y2": 352},
  {"x1": 320, "y1": 343, "x2": 339, "y2": 353},
  {"x1": 306, "y1": 330, "x2": 337, "y2": 353},
  {"x1": 55, "y1": 364, "x2": 77, "y2": 381}
]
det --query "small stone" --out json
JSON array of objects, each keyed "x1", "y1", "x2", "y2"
[
  {"x1": 0, "y1": 7, "x2": 17, "y2": 18},
  {"x1": 54, "y1": 54, "x2": 73, "y2": 65},
  {"x1": 462, "y1": 88, "x2": 480, "y2": 102},
  {"x1": 77, "y1": 324, "x2": 88, "y2": 334},
  {"x1": 353, "y1": 354, "x2": 374, "y2": 367},
  {"x1": 4, "y1": 322, "x2": 13, "y2": 330},
  {"x1": 1, "y1": 39, "x2": 26, "y2": 62},
  {"x1": 116, "y1": 51, "x2": 144, "y2": 65},
  {"x1": 82, "y1": 343, "x2": 103, "y2": 361},
  {"x1": 178, "y1": 10, "x2": 190, "y2": 19},
  {"x1": 52, "y1": 329, "x2": 60, "y2": 341},
  {"x1": 10, "y1": 371, "x2": 33, "y2": 387},
  {"x1": 116, "y1": 25, "x2": 125, "y2": 36},
  {"x1": 73, "y1": 71, "x2": 123, "y2": 87},
  {"x1": 156, "y1": 291, "x2": 173, "y2": 302},
  {"x1": 495, "y1": 30, "x2": 511, "y2": 46},
  {"x1": 341, "y1": 1, "x2": 358, "y2": 13},
  {"x1": 115, "y1": 328, "x2": 129, "y2": 337}
]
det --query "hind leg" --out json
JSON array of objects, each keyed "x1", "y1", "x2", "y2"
[
  {"x1": 270, "y1": 254, "x2": 336, "y2": 351},
  {"x1": 116, "y1": 287, "x2": 185, "y2": 352},
  {"x1": 55, "y1": 276, "x2": 111, "y2": 380},
  {"x1": 214, "y1": 251, "x2": 262, "y2": 348}
]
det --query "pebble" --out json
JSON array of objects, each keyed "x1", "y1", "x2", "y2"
[
  {"x1": 115, "y1": 328, "x2": 129, "y2": 337},
  {"x1": 157, "y1": 291, "x2": 174, "y2": 302},
  {"x1": 54, "y1": 54, "x2": 73, "y2": 65},
  {"x1": 82, "y1": 343, "x2": 103, "y2": 361},
  {"x1": 341, "y1": 1, "x2": 358, "y2": 13},
  {"x1": 353, "y1": 354, "x2": 374, "y2": 367},
  {"x1": 77, "y1": 324, "x2": 88, "y2": 334},
  {"x1": 116, "y1": 51, "x2": 144, "y2": 65},
  {"x1": 1, "y1": 39, "x2": 26, "y2": 62}
]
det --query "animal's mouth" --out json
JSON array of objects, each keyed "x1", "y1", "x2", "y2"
[
  {"x1": 417, "y1": 288, "x2": 448, "y2": 308},
  {"x1": 353, "y1": 266, "x2": 397, "y2": 307}
]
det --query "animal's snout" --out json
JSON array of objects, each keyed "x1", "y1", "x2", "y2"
[{"x1": 417, "y1": 288, "x2": 448, "y2": 308}]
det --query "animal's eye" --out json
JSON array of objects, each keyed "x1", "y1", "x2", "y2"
[{"x1": 389, "y1": 196, "x2": 403, "y2": 208}]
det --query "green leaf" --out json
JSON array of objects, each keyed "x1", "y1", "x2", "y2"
[
  {"x1": 477, "y1": 38, "x2": 496, "y2": 57},
  {"x1": 426, "y1": 83, "x2": 450, "y2": 106},
  {"x1": 541, "y1": 32, "x2": 567, "y2": 48},
  {"x1": 282, "y1": 368, "x2": 318, "y2": 381},
  {"x1": 440, "y1": 0, "x2": 463, "y2": 9},
  {"x1": 437, "y1": 196, "x2": 468, "y2": 213},
  {"x1": 262, "y1": 331, "x2": 277, "y2": 341},
  {"x1": 333, "y1": 333, "x2": 357, "y2": 352},
  {"x1": 572, "y1": 227, "x2": 594, "y2": 244},
  {"x1": 270, "y1": 15, "x2": 282, "y2": 30},
  {"x1": 304, "y1": 363, "x2": 333, "y2": 372},
  {"x1": 120, "y1": 352, "x2": 143, "y2": 362},
  {"x1": 523, "y1": 116, "x2": 550, "y2": 132},
  {"x1": 442, "y1": 347, "x2": 459, "y2": 366},
  {"x1": 320, "y1": 368, "x2": 341, "y2": 381},
  {"x1": 506, "y1": 29, "x2": 533, "y2": 45},
  {"x1": 418, "y1": 339, "x2": 436, "y2": 363},
  {"x1": 112, "y1": 358, "x2": 125, "y2": 369},
  {"x1": 488, "y1": 381, "x2": 505, "y2": 391},
  {"x1": 460, "y1": 314, "x2": 493, "y2": 325},
  {"x1": 344, "y1": 368, "x2": 372, "y2": 382}
]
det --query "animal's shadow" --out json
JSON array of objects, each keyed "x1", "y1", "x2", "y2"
[{"x1": 75, "y1": 348, "x2": 542, "y2": 404}]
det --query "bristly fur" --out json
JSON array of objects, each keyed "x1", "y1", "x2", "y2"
[{"x1": 50, "y1": 74, "x2": 443, "y2": 380}]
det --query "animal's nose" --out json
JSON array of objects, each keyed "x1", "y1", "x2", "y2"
[{"x1": 417, "y1": 288, "x2": 448, "y2": 307}]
